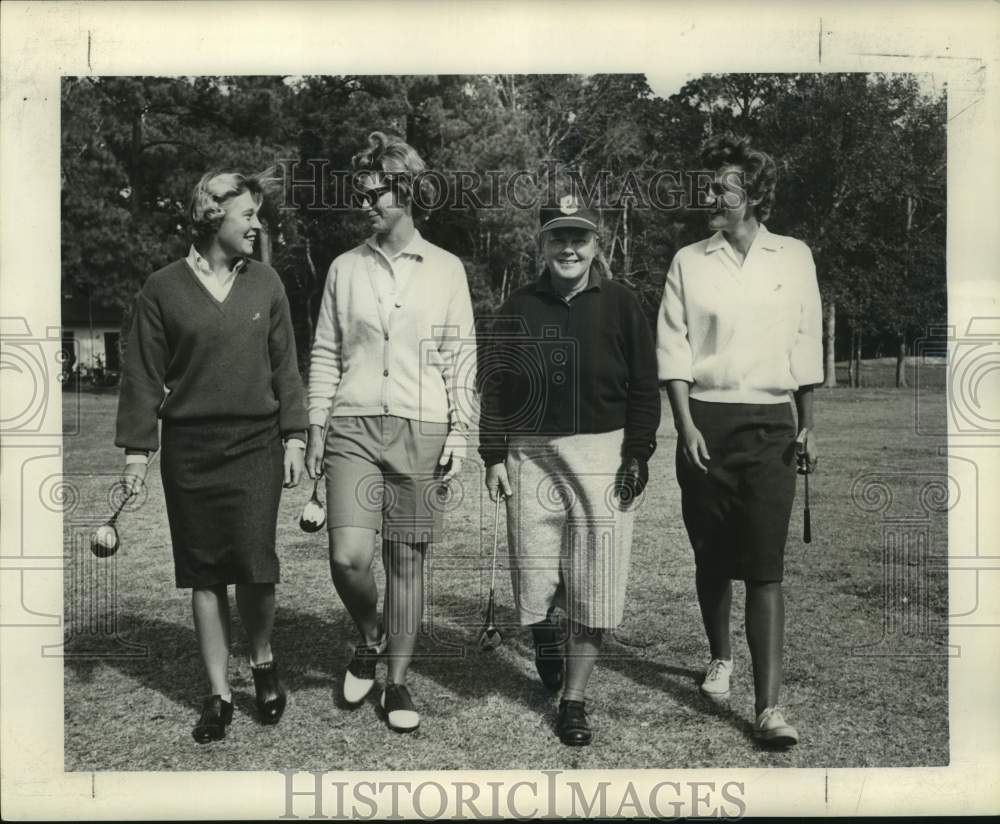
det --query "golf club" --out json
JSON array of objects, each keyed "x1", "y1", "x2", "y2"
[
  {"x1": 478, "y1": 495, "x2": 504, "y2": 651},
  {"x1": 803, "y1": 470, "x2": 812, "y2": 544},
  {"x1": 299, "y1": 475, "x2": 327, "y2": 532},
  {"x1": 91, "y1": 486, "x2": 136, "y2": 558}
]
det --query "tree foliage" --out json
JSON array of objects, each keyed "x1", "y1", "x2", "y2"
[{"x1": 62, "y1": 73, "x2": 946, "y2": 380}]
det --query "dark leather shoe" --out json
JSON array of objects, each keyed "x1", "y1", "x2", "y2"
[
  {"x1": 557, "y1": 699, "x2": 592, "y2": 746},
  {"x1": 251, "y1": 661, "x2": 287, "y2": 725},
  {"x1": 192, "y1": 695, "x2": 233, "y2": 743}
]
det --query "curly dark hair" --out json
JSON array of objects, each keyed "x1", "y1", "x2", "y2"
[{"x1": 699, "y1": 132, "x2": 777, "y2": 222}]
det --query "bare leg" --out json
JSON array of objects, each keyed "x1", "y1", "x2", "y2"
[
  {"x1": 562, "y1": 623, "x2": 602, "y2": 702},
  {"x1": 382, "y1": 540, "x2": 425, "y2": 685},
  {"x1": 696, "y1": 567, "x2": 733, "y2": 660},
  {"x1": 328, "y1": 526, "x2": 380, "y2": 646},
  {"x1": 746, "y1": 580, "x2": 784, "y2": 714},
  {"x1": 235, "y1": 583, "x2": 276, "y2": 665},
  {"x1": 192, "y1": 585, "x2": 231, "y2": 696}
]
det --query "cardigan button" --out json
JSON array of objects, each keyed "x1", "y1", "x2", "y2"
[
  {"x1": 384, "y1": 333, "x2": 389, "y2": 341},
  {"x1": 383, "y1": 370, "x2": 389, "y2": 377}
]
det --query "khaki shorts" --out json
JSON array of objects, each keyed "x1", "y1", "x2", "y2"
[{"x1": 323, "y1": 415, "x2": 450, "y2": 544}]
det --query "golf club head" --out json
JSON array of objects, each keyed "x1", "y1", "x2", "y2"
[
  {"x1": 478, "y1": 624, "x2": 503, "y2": 651},
  {"x1": 90, "y1": 523, "x2": 120, "y2": 558}
]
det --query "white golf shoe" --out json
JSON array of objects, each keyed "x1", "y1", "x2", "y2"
[{"x1": 699, "y1": 658, "x2": 733, "y2": 699}]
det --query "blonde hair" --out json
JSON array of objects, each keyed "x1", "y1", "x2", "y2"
[{"x1": 188, "y1": 167, "x2": 279, "y2": 239}]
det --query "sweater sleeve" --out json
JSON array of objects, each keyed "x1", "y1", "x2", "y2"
[
  {"x1": 268, "y1": 282, "x2": 309, "y2": 441},
  {"x1": 115, "y1": 288, "x2": 168, "y2": 452},
  {"x1": 622, "y1": 290, "x2": 661, "y2": 461},
  {"x1": 476, "y1": 303, "x2": 516, "y2": 467},
  {"x1": 307, "y1": 258, "x2": 344, "y2": 427},
  {"x1": 789, "y1": 245, "x2": 824, "y2": 388},
  {"x1": 656, "y1": 252, "x2": 694, "y2": 383},
  {"x1": 438, "y1": 258, "x2": 477, "y2": 433}
]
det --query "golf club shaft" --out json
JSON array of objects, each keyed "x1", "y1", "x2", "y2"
[
  {"x1": 489, "y1": 496, "x2": 502, "y2": 593},
  {"x1": 803, "y1": 472, "x2": 812, "y2": 543},
  {"x1": 108, "y1": 488, "x2": 136, "y2": 526}
]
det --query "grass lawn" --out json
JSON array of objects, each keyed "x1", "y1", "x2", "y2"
[{"x1": 62, "y1": 369, "x2": 948, "y2": 771}]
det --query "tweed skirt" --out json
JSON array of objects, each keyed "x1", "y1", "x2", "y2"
[
  {"x1": 505, "y1": 429, "x2": 637, "y2": 630},
  {"x1": 160, "y1": 415, "x2": 284, "y2": 588},
  {"x1": 676, "y1": 399, "x2": 797, "y2": 582}
]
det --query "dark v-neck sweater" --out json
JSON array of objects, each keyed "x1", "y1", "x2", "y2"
[{"x1": 115, "y1": 258, "x2": 308, "y2": 452}]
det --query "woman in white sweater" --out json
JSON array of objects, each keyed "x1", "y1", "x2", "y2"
[
  {"x1": 305, "y1": 132, "x2": 475, "y2": 733},
  {"x1": 657, "y1": 133, "x2": 822, "y2": 748}
]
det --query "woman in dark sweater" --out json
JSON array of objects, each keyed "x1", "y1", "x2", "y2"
[
  {"x1": 115, "y1": 169, "x2": 308, "y2": 743},
  {"x1": 479, "y1": 199, "x2": 661, "y2": 746}
]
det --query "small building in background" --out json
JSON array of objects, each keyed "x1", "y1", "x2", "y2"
[{"x1": 61, "y1": 289, "x2": 123, "y2": 380}]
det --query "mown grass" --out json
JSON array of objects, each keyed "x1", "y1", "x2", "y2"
[{"x1": 63, "y1": 364, "x2": 949, "y2": 770}]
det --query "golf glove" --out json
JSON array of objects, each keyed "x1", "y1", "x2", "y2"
[{"x1": 616, "y1": 456, "x2": 649, "y2": 504}]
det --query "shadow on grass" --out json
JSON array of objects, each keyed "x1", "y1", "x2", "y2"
[
  {"x1": 598, "y1": 640, "x2": 755, "y2": 740},
  {"x1": 64, "y1": 600, "x2": 554, "y2": 723}
]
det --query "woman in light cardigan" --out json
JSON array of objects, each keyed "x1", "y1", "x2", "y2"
[
  {"x1": 305, "y1": 132, "x2": 475, "y2": 733},
  {"x1": 657, "y1": 133, "x2": 822, "y2": 747}
]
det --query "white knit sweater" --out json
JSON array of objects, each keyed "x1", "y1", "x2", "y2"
[{"x1": 307, "y1": 232, "x2": 477, "y2": 432}]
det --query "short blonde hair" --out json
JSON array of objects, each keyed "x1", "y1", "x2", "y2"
[
  {"x1": 351, "y1": 131, "x2": 436, "y2": 211},
  {"x1": 188, "y1": 167, "x2": 278, "y2": 239}
]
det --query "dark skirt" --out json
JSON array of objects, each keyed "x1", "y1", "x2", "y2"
[
  {"x1": 676, "y1": 399, "x2": 797, "y2": 582},
  {"x1": 160, "y1": 415, "x2": 283, "y2": 588}
]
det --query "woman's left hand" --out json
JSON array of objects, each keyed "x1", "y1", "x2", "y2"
[
  {"x1": 284, "y1": 443, "x2": 306, "y2": 488},
  {"x1": 438, "y1": 430, "x2": 466, "y2": 485},
  {"x1": 794, "y1": 427, "x2": 818, "y2": 474}
]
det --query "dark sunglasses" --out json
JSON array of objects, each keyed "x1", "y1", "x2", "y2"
[{"x1": 351, "y1": 183, "x2": 394, "y2": 210}]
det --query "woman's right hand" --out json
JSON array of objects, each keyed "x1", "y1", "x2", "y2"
[
  {"x1": 485, "y1": 463, "x2": 512, "y2": 503},
  {"x1": 121, "y1": 462, "x2": 148, "y2": 495},
  {"x1": 305, "y1": 425, "x2": 325, "y2": 480},
  {"x1": 679, "y1": 422, "x2": 711, "y2": 473}
]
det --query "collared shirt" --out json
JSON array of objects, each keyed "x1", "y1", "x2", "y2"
[
  {"x1": 364, "y1": 233, "x2": 423, "y2": 313},
  {"x1": 185, "y1": 245, "x2": 247, "y2": 302},
  {"x1": 656, "y1": 225, "x2": 824, "y2": 404},
  {"x1": 478, "y1": 266, "x2": 661, "y2": 466},
  {"x1": 307, "y1": 229, "x2": 477, "y2": 434}
]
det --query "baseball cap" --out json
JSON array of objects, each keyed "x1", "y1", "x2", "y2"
[{"x1": 539, "y1": 194, "x2": 600, "y2": 234}]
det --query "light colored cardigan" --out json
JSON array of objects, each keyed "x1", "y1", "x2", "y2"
[{"x1": 307, "y1": 232, "x2": 477, "y2": 435}]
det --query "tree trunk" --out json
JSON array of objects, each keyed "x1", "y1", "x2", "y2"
[
  {"x1": 852, "y1": 329, "x2": 863, "y2": 388},
  {"x1": 895, "y1": 333, "x2": 908, "y2": 388},
  {"x1": 303, "y1": 232, "x2": 318, "y2": 348},
  {"x1": 259, "y1": 222, "x2": 272, "y2": 266},
  {"x1": 823, "y1": 299, "x2": 837, "y2": 388}
]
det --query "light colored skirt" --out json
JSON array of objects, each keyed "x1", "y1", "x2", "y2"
[{"x1": 505, "y1": 429, "x2": 637, "y2": 629}]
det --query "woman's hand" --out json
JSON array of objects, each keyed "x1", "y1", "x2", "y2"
[
  {"x1": 438, "y1": 430, "x2": 466, "y2": 485},
  {"x1": 121, "y1": 462, "x2": 148, "y2": 495},
  {"x1": 305, "y1": 425, "x2": 325, "y2": 480},
  {"x1": 485, "y1": 463, "x2": 512, "y2": 503},
  {"x1": 679, "y1": 421, "x2": 711, "y2": 473},
  {"x1": 795, "y1": 427, "x2": 818, "y2": 474},
  {"x1": 284, "y1": 443, "x2": 305, "y2": 488}
]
